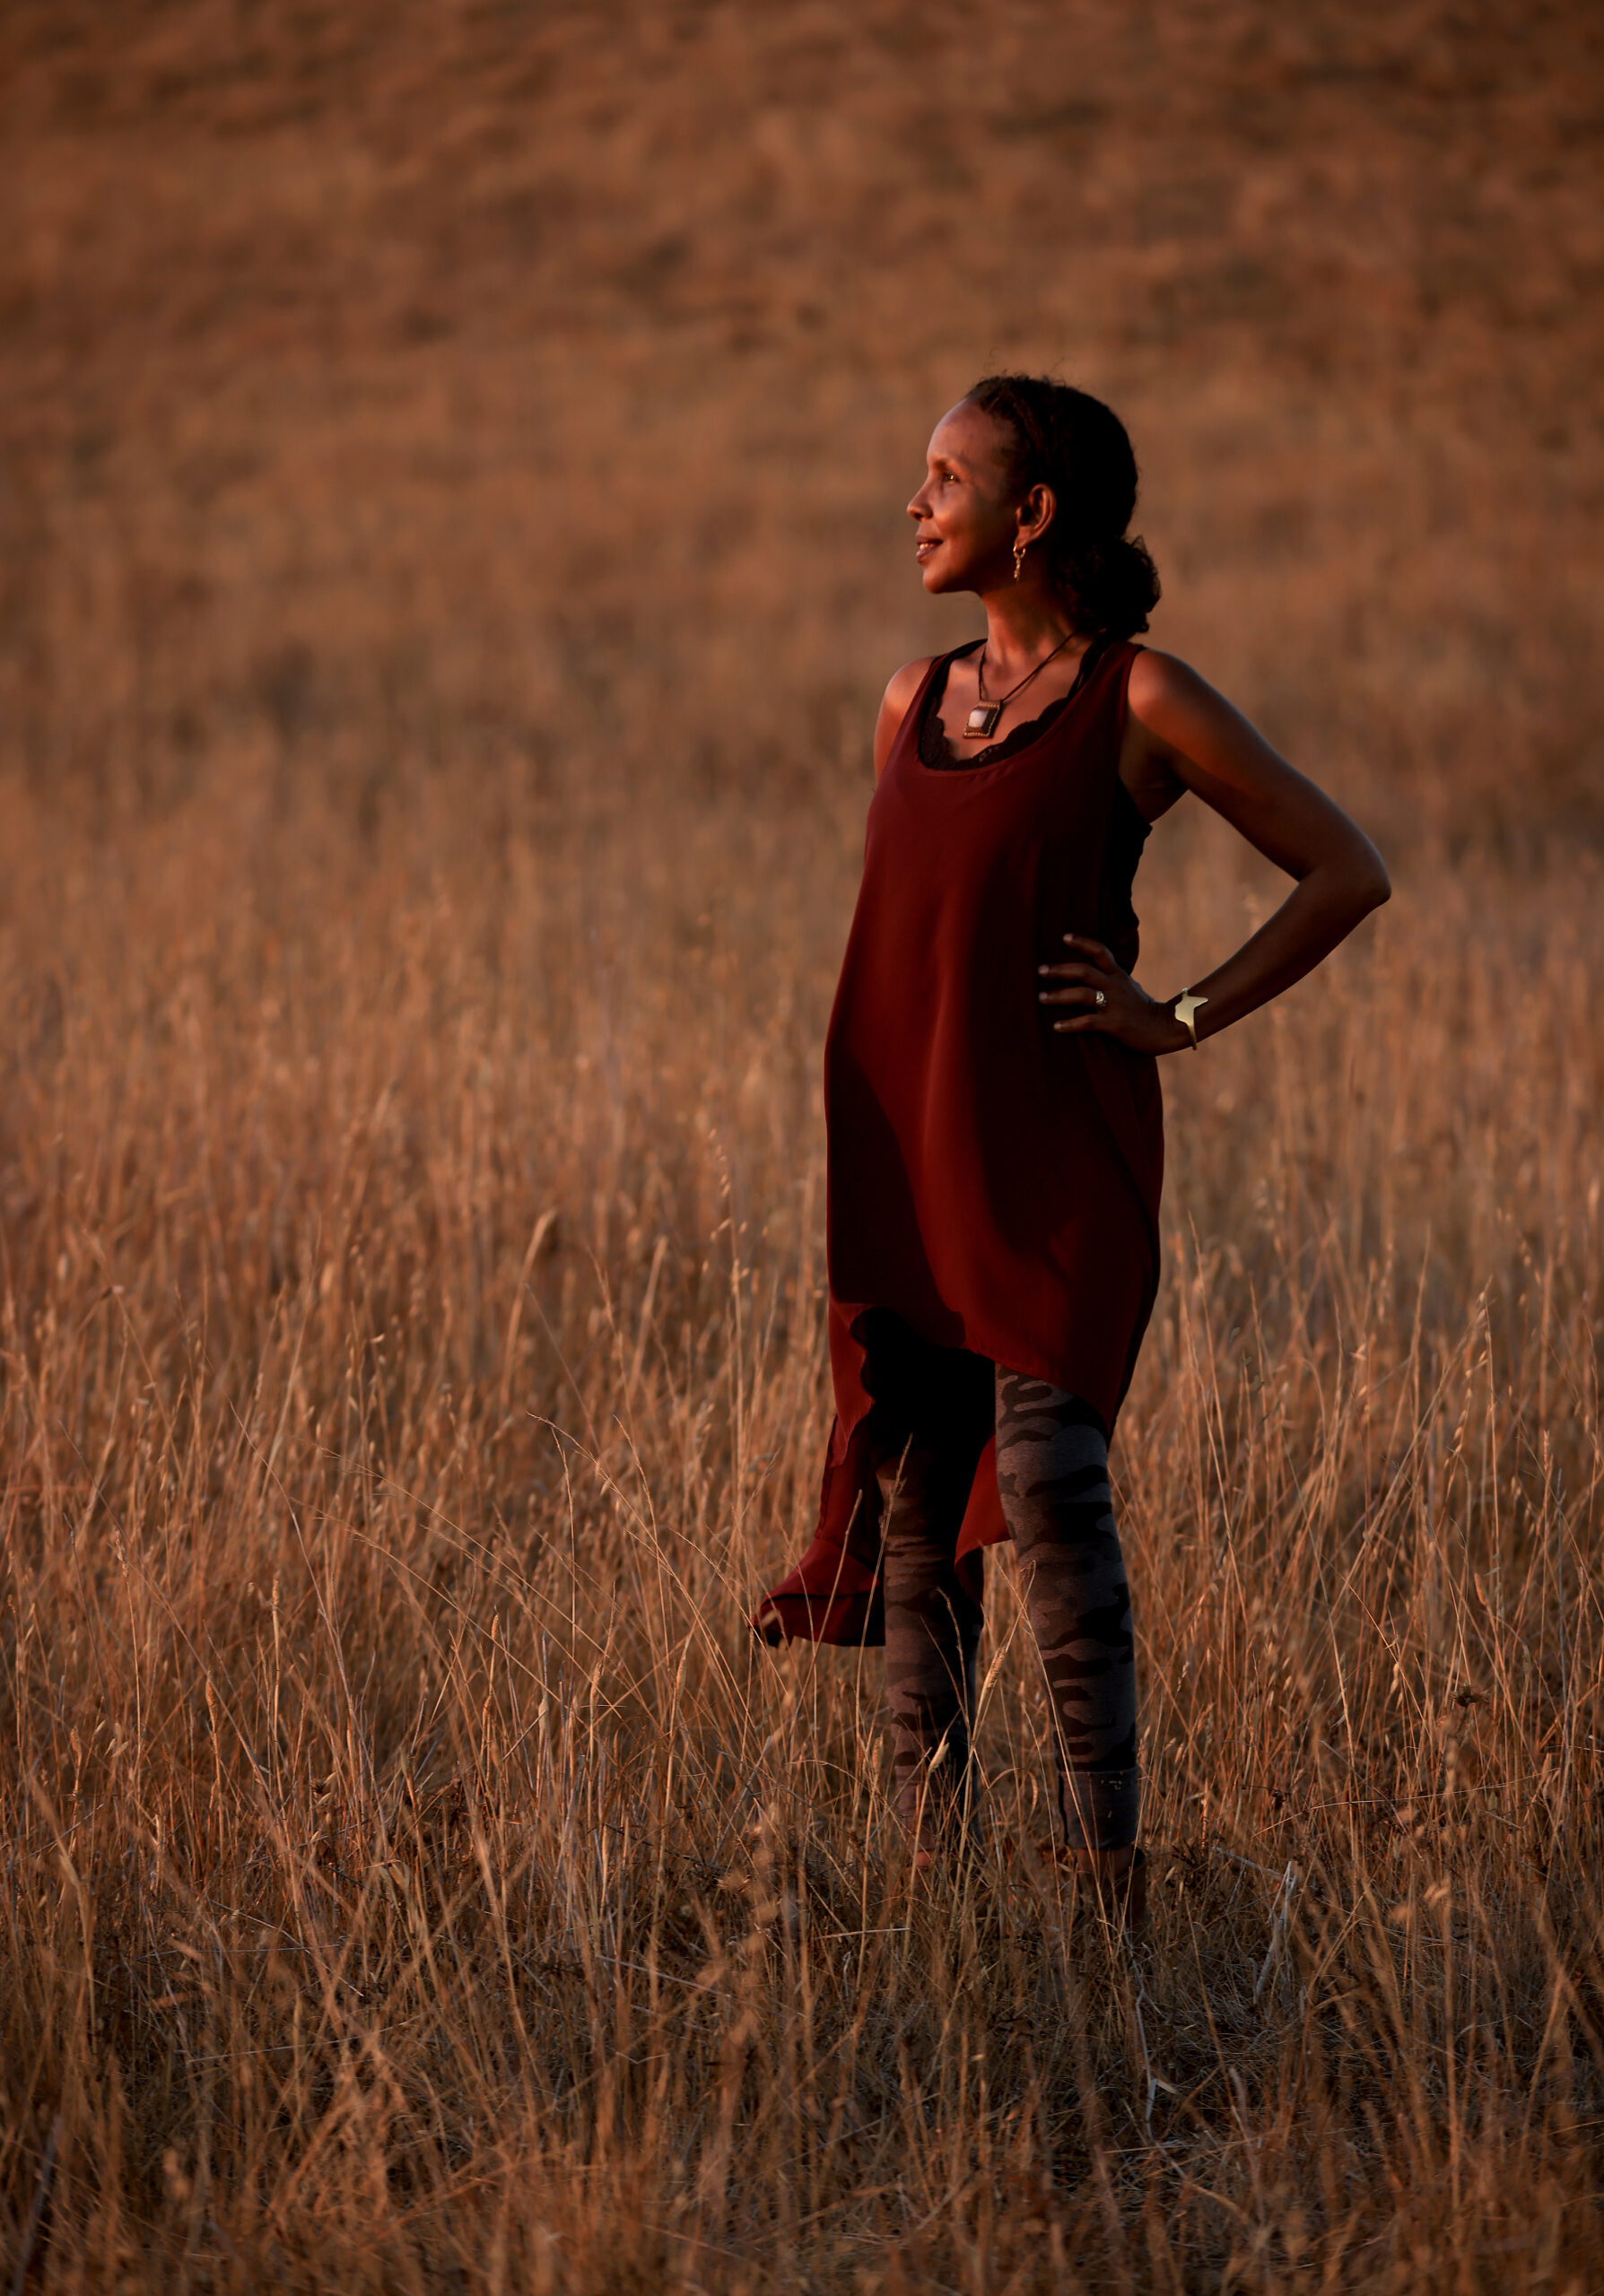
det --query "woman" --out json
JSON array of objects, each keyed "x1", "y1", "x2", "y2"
[{"x1": 755, "y1": 375, "x2": 1389, "y2": 1919}]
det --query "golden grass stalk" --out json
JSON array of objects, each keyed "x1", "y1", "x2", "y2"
[{"x1": 2, "y1": 759, "x2": 1600, "y2": 2291}]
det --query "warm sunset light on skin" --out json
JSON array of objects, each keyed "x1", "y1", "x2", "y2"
[{"x1": 2, "y1": 2, "x2": 1600, "y2": 2288}]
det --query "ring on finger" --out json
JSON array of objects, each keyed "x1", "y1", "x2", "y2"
[{"x1": 1094, "y1": 989, "x2": 1106, "y2": 1006}]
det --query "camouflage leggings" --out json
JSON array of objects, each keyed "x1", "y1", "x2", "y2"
[{"x1": 879, "y1": 1367, "x2": 1138, "y2": 1852}]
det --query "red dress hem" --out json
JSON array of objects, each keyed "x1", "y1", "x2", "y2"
[{"x1": 754, "y1": 640, "x2": 1163, "y2": 1649}]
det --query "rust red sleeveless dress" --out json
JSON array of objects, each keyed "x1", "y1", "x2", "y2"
[{"x1": 755, "y1": 638, "x2": 1164, "y2": 1646}]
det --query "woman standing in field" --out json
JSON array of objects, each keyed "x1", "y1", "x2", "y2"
[{"x1": 755, "y1": 376, "x2": 1389, "y2": 1920}]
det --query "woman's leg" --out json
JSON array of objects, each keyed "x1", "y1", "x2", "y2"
[
  {"x1": 993, "y1": 1369, "x2": 1138, "y2": 1856},
  {"x1": 877, "y1": 1437, "x2": 984, "y2": 1847}
]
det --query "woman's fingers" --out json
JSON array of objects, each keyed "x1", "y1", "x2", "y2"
[
  {"x1": 1041, "y1": 990, "x2": 1118, "y2": 1031},
  {"x1": 1037, "y1": 960, "x2": 1114, "y2": 1005},
  {"x1": 1039, "y1": 940, "x2": 1128, "y2": 1032},
  {"x1": 1061, "y1": 933, "x2": 1118, "y2": 970}
]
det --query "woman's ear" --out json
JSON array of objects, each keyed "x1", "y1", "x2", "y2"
[{"x1": 1019, "y1": 482, "x2": 1057, "y2": 547}]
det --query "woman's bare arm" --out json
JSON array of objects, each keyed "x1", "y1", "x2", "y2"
[{"x1": 1041, "y1": 650, "x2": 1391, "y2": 1053}]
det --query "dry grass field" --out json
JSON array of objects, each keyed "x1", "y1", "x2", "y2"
[{"x1": 3, "y1": 2, "x2": 1603, "y2": 2287}]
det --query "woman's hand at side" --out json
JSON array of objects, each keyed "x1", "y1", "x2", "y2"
[
  {"x1": 1038, "y1": 935, "x2": 1190, "y2": 1054},
  {"x1": 1041, "y1": 652, "x2": 1391, "y2": 1054}
]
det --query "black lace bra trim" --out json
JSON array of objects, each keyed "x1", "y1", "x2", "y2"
[
  {"x1": 917, "y1": 635, "x2": 1111, "y2": 771},
  {"x1": 915, "y1": 636, "x2": 1151, "y2": 939}
]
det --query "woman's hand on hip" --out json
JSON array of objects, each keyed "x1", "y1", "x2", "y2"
[{"x1": 1037, "y1": 935, "x2": 1190, "y2": 1054}]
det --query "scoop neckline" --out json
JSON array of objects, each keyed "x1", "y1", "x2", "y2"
[{"x1": 914, "y1": 635, "x2": 1114, "y2": 774}]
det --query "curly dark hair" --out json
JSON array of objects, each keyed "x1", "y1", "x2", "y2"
[{"x1": 966, "y1": 373, "x2": 1161, "y2": 637}]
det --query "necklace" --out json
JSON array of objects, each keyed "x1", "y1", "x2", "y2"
[{"x1": 963, "y1": 628, "x2": 1077, "y2": 738}]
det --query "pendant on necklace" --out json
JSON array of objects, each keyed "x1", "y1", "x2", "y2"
[{"x1": 964, "y1": 702, "x2": 1002, "y2": 738}]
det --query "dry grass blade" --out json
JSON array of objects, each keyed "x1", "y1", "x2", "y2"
[{"x1": 2, "y1": 0, "x2": 1602, "y2": 2288}]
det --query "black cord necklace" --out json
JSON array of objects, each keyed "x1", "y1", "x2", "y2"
[{"x1": 963, "y1": 627, "x2": 1077, "y2": 738}]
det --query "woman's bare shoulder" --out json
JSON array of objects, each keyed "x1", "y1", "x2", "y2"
[
  {"x1": 1127, "y1": 645, "x2": 1219, "y2": 720},
  {"x1": 884, "y1": 655, "x2": 939, "y2": 713},
  {"x1": 1125, "y1": 646, "x2": 1267, "y2": 773},
  {"x1": 874, "y1": 656, "x2": 940, "y2": 779}
]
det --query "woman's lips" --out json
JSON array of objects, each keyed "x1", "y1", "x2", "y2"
[{"x1": 915, "y1": 538, "x2": 939, "y2": 560}]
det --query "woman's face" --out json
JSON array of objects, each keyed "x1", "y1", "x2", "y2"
[{"x1": 906, "y1": 399, "x2": 1024, "y2": 596}]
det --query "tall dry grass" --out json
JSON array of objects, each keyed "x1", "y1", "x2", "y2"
[
  {"x1": 4, "y1": 765, "x2": 1601, "y2": 2290},
  {"x1": 3, "y1": 1, "x2": 1603, "y2": 2288}
]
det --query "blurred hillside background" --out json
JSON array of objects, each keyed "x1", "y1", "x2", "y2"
[
  {"x1": 4, "y1": 4, "x2": 1604, "y2": 2290},
  {"x1": 4, "y1": 0, "x2": 1600, "y2": 849}
]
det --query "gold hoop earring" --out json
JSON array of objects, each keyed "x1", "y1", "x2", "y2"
[{"x1": 1012, "y1": 537, "x2": 1027, "y2": 582}]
